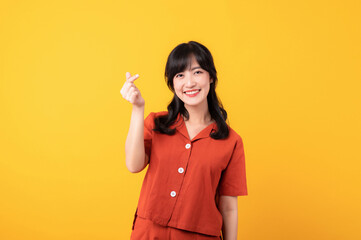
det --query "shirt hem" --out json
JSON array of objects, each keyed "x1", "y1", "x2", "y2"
[{"x1": 137, "y1": 210, "x2": 221, "y2": 237}]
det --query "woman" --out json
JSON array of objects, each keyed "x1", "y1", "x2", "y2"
[{"x1": 121, "y1": 41, "x2": 248, "y2": 240}]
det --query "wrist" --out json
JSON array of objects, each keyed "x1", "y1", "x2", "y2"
[{"x1": 132, "y1": 104, "x2": 145, "y2": 113}]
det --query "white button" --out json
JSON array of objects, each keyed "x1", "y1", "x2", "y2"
[
  {"x1": 185, "y1": 143, "x2": 191, "y2": 149},
  {"x1": 178, "y1": 167, "x2": 184, "y2": 174},
  {"x1": 170, "y1": 191, "x2": 176, "y2": 197}
]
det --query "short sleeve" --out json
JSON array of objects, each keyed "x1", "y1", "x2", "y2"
[
  {"x1": 144, "y1": 112, "x2": 155, "y2": 158},
  {"x1": 218, "y1": 136, "x2": 248, "y2": 196}
]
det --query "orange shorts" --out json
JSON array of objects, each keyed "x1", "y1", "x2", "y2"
[{"x1": 131, "y1": 215, "x2": 222, "y2": 240}]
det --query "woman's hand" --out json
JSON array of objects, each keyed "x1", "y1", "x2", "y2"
[{"x1": 120, "y1": 72, "x2": 145, "y2": 108}]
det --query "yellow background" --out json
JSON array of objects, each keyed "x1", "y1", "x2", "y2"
[{"x1": 1, "y1": 0, "x2": 360, "y2": 239}]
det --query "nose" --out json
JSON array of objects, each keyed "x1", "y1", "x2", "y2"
[{"x1": 185, "y1": 73, "x2": 196, "y2": 87}]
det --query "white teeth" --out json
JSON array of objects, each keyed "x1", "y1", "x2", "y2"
[{"x1": 184, "y1": 90, "x2": 200, "y2": 94}]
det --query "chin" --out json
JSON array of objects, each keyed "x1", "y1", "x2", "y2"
[
  {"x1": 184, "y1": 103, "x2": 200, "y2": 106},
  {"x1": 183, "y1": 100, "x2": 204, "y2": 106}
]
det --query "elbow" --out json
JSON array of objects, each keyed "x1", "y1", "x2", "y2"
[
  {"x1": 126, "y1": 165, "x2": 137, "y2": 173},
  {"x1": 126, "y1": 161, "x2": 141, "y2": 173},
  {"x1": 128, "y1": 168, "x2": 141, "y2": 173},
  {"x1": 125, "y1": 157, "x2": 146, "y2": 173}
]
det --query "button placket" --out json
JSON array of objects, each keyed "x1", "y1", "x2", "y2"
[
  {"x1": 170, "y1": 143, "x2": 190, "y2": 199},
  {"x1": 179, "y1": 143, "x2": 190, "y2": 179}
]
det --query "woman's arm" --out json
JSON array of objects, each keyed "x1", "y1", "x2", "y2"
[
  {"x1": 219, "y1": 195, "x2": 238, "y2": 240},
  {"x1": 121, "y1": 72, "x2": 147, "y2": 173},
  {"x1": 125, "y1": 106, "x2": 148, "y2": 173}
]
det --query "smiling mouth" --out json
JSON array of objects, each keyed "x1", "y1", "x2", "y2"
[{"x1": 184, "y1": 89, "x2": 201, "y2": 94}]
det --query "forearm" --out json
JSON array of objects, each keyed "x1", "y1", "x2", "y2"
[
  {"x1": 125, "y1": 105, "x2": 146, "y2": 173},
  {"x1": 221, "y1": 209, "x2": 238, "y2": 240}
]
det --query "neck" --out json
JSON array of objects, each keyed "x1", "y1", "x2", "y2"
[{"x1": 183, "y1": 101, "x2": 212, "y2": 125}]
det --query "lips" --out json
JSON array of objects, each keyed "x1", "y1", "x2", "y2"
[
  {"x1": 184, "y1": 89, "x2": 201, "y2": 97},
  {"x1": 184, "y1": 89, "x2": 201, "y2": 94}
]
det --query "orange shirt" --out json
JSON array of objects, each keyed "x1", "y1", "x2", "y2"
[{"x1": 133, "y1": 111, "x2": 248, "y2": 236}]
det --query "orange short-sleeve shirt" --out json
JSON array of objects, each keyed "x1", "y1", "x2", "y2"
[{"x1": 133, "y1": 111, "x2": 248, "y2": 236}]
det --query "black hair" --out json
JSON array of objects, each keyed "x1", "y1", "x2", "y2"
[{"x1": 153, "y1": 40, "x2": 229, "y2": 139}]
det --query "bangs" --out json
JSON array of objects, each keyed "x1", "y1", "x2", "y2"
[{"x1": 168, "y1": 51, "x2": 194, "y2": 77}]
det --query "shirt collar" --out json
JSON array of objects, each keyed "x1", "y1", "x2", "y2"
[{"x1": 171, "y1": 112, "x2": 217, "y2": 142}]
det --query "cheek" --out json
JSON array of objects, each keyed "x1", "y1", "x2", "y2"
[
  {"x1": 173, "y1": 83, "x2": 183, "y2": 97},
  {"x1": 174, "y1": 85, "x2": 181, "y2": 94},
  {"x1": 202, "y1": 80, "x2": 210, "y2": 90},
  {"x1": 202, "y1": 84, "x2": 211, "y2": 96},
  {"x1": 173, "y1": 82, "x2": 183, "y2": 93}
]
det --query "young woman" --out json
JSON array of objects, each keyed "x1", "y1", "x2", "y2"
[{"x1": 121, "y1": 41, "x2": 248, "y2": 240}]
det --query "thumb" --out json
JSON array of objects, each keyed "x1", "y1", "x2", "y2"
[{"x1": 125, "y1": 72, "x2": 131, "y2": 80}]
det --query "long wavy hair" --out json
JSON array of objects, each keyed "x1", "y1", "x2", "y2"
[{"x1": 153, "y1": 40, "x2": 229, "y2": 139}]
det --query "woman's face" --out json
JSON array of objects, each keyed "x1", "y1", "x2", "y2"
[{"x1": 173, "y1": 55, "x2": 213, "y2": 108}]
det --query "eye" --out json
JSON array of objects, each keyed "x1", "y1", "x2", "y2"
[
  {"x1": 176, "y1": 73, "x2": 183, "y2": 78},
  {"x1": 195, "y1": 71, "x2": 202, "y2": 74}
]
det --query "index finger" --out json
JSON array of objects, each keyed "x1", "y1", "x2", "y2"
[{"x1": 126, "y1": 72, "x2": 139, "y2": 83}]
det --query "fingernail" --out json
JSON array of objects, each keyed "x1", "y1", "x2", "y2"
[{"x1": 136, "y1": 74, "x2": 139, "y2": 77}]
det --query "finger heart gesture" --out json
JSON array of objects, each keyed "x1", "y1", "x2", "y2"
[{"x1": 120, "y1": 72, "x2": 145, "y2": 108}]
